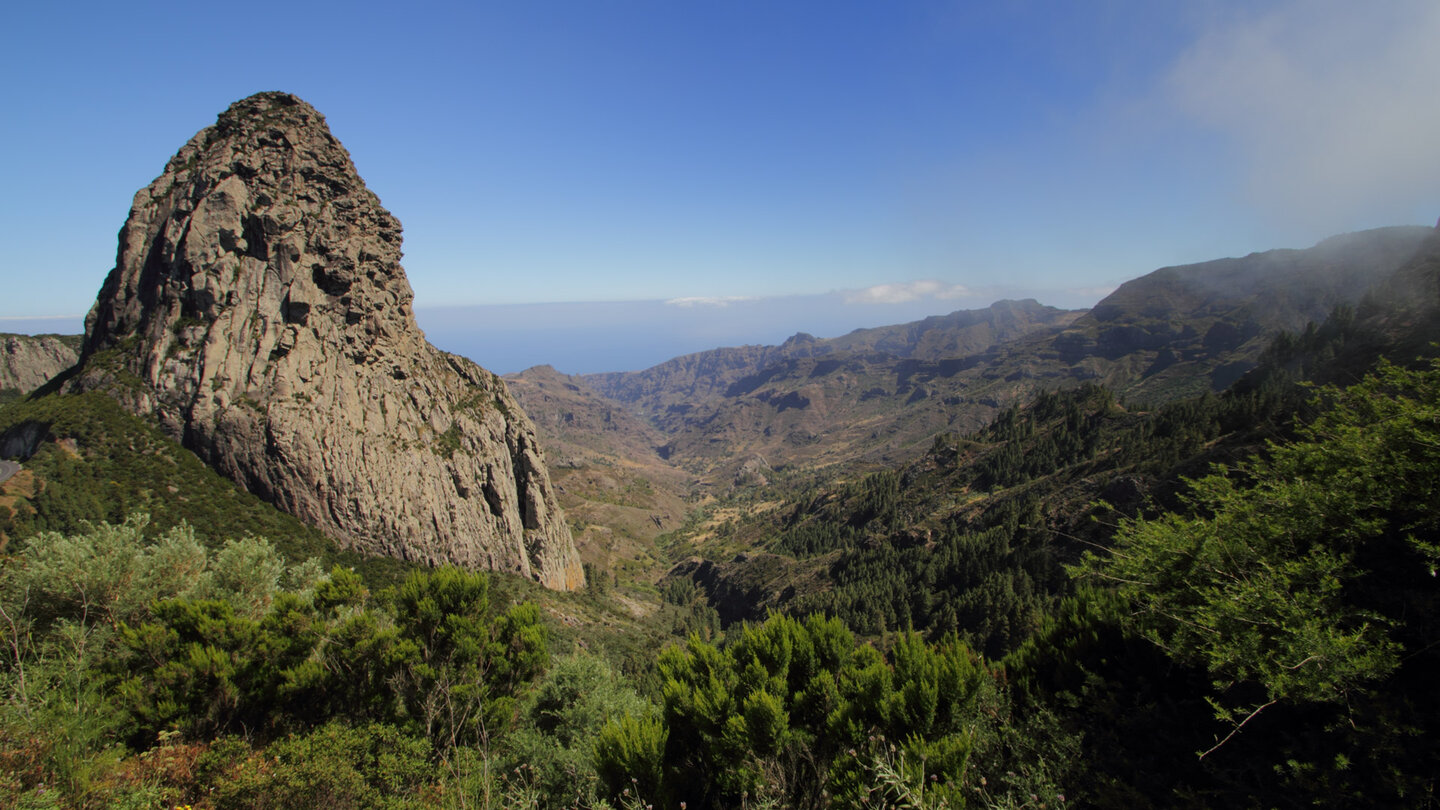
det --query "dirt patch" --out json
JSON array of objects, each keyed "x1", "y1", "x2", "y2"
[
  {"x1": 0, "y1": 469, "x2": 39, "y2": 499},
  {"x1": 611, "y1": 593, "x2": 655, "y2": 620}
]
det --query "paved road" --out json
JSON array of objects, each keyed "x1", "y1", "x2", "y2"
[{"x1": 0, "y1": 460, "x2": 20, "y2": 486}]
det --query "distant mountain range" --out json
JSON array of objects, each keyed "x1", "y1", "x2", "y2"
[
  {"x1": 646, "y1": 221, "x2": 1440, "y2": 658},
  {"x1": 8, "y1": 218, "x2": 1434, "y2": 584},
  {"x1": 5, "y1": 92, "x2": 1438, "y2": 810},
  {"x1": 509, "y1": 225, "x2": 1433, "y2": 483}
]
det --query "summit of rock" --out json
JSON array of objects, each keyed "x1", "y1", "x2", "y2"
[{"x1": 71, "y1": 91, "x2": 583, "y2": 589}]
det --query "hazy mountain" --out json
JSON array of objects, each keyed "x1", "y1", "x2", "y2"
[
  {"x1": 556, "y1": 227, "x2": 1432, "y2": 480},
  {"x1": 1043, "y1": 224, "x2": 1434, "y2": 397},
  {"x1": 659, "y1": 224, "x2": 1440, "y2": 653},
  {"x1": 574, "y1": 299, "x2": 1084, "y2": 477}
]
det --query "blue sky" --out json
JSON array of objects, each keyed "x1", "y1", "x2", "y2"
[{"x1": 3, "y1": 1, "x2": 1437, "y2": 373}]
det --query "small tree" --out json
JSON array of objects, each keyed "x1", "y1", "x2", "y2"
[
  {"x1": 387, "y1": 567, "x2": 548, "y2": 753},
  {"x1": 1079, "y1": 359, "x2": 1440, "y2": 799}
]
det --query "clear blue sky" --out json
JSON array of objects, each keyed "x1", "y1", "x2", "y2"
[{"x1": 3, "y1": 1, "x2": 1437, "y2": 372}]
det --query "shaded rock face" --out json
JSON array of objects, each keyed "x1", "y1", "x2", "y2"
[
  {"x1": 73, "y1": 92, "x2": 583, "y2": 589},
  {"x1": 1, "y1": 335, "x2": 78, "y2": 395}
]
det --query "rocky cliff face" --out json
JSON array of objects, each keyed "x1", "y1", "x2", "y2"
[
  {"x1": 1, "y1": 335, "x2": 79, "y2": 396},
  {"x1": 71, "y1": 91, "x2": 583, "y2": 589}
]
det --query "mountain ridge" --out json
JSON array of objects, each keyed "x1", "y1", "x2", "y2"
[
  {"x1": 529, "y1": 226, "x2": 1432, "y2": 481},
  {"x1": 657, "y1": 223, "x2": 1440, "y2": 650}
]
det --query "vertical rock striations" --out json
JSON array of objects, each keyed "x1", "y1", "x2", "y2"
[
  {"x1": 72, "y1": 92, "x2": 583, "y2": 589},
  {"x1": 1, "y1": 335, "x2": 79, "y2": 396}
]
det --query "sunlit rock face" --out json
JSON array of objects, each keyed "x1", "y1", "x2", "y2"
[
  {"x1": 74, "y1": 91, "x2": 583, "y2": 590},
  {"x1": 1, "y1": 335, "x2": 77, "y2": 395}
]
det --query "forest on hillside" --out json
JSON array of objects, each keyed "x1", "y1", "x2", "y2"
[{"x1": 3, "y1": 301, "x2": 1439, "y2": 808}]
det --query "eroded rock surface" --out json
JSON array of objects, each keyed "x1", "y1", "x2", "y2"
[
  {"x1": 1, "y1": 335, "x2": 78, "y2": 395},
  {"x1": 72, "y1": 92, "x2": 583, "y2": 589}
]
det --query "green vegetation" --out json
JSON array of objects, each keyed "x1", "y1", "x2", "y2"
[
  {"x1": 797, "y1": 505, "x2": 1055, "y2": 658},
  {"x1": 0, "y1": 391, "x2": 409, "y2": 584},
  {"x1": 1075, "y1": 359, "x2": 1440, "y2": 803},
  {"x1": 634, "y1": 307, "x2": 1440, "y2": 805},
  {"x1": 5, "y1": 302, "x2": 1440, "y2": 806},
  {"x1": 435, "y1": 424, "x2": 464, "y2": 458},
  {"x1": 593, "y1": 613, "x2": 1070, "y2": 808},
  {"x1": 696, "y1": 378, "x2": 1302, "y2": 659},
  {"x1": 0, "y1": 518, "x2": 552, "y2": 808}
]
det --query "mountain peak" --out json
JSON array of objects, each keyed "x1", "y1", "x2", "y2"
[
  {"x1": 85, "y1": 90, "x2": 412, "y2": 358},
  {"x1": 72, "y1": 93, "x2": 583, "y2": 589}
]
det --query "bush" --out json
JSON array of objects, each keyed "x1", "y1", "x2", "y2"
[{"x1": 208, "y1": 722, "x2": 434, "y2": 810}]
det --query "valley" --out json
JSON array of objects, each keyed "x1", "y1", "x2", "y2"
[
  {"x1": 506, "y1": 224, "x2": 1434, "y2": 588},
  {"x1": 2, "y1": 90, "x2": 1438, "y2": 809}
]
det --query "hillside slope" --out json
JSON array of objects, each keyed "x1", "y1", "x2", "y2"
[
  {"x1": 570, "y1": 227, "x2": 1430, "y2": 479},
  {"x1": 504, "y1": 365, "x2": 695, "y2": 578}
]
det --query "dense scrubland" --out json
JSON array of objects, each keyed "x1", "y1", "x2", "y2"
[
  {"x1": 4, "y1": 292, "x2": 1439, "y2": 809},
  {"x1": 7, "y1": 87, "x2": 1436, "y2": 808}
]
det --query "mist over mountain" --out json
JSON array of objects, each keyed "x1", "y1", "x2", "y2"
[
  {"x1": 418, "y1": 285, "x2": 1110, "y2": 376},
  {"x1": 505, "y1": 226, "x2": 1431, "y2": 484},
  {"x1": 5, "y1": 157, "x2": 1439, "y2": 809},
  {"x1": 5, "y1": 1, "x2": 1440, "y2": 801}
]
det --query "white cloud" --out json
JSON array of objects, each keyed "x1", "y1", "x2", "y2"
[
  {"x1": 664, "y1": 295, "x2": 758, "y2": 308},
  {"x1": 842, "y1": 280, "x2": 972, "y2": 305},
  {"x1": 1166, "y1": 0, "x2": 1440, "y2": 230}
]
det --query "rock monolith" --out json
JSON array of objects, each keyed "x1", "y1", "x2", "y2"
[{"x1": 73, "y1": 92, "x2": 584, "y2": 589}]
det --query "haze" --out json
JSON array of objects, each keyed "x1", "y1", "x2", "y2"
[{"x1": 3, "y1": 1, "x2": 1437, "y2": 374}]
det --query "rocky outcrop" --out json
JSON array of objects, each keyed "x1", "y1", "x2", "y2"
[
  {"x1": 1, "y1": 335, "x2": 78, "y2": 395},
  {"x1": 70, "y1": 92, "x2": 583, "y2": 589}
]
